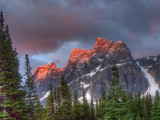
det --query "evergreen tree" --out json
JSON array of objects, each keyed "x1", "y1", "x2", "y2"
[
  {"x1": 0, "y1": 11, "x2": 28, "y2": 120},
  {"x1": 104, "y1": 62, "x2": 132, "y2": 120},
  {"x1": 73, "y1": 89, "x2": 82, "y2": 120},
  {"x1": 136, "y1": 113, "x2": 141, "y2": 120},
  {"x1": 55, "y1": 87, "x2": 61, "y2": 120},
  {"x1": 59, "y1": 75, "x2": 72, "y2": 120},
  {"x1": 143, "y1": 103, "x2": 148, "y2": 120},
  {"x1": 24, "y1": 54, "x2": 38, "y2": 119},
  {"x1": 98, "y1": 89, "x2": 106, "y2": 119},
  {"x1": 90, "y1": 96, "x2": 95, "y2": 120},
  {"x1": 82, "y1": 89, "x2": 90, "y2": 120},
  {"x1": 45, "y1": 84, "x2": 54, "y2": 120},
  {"x1": 35, "y1": 100, "x2": 45, "y2": 120},
  {"x1": 150, "y1": 90, "x2": 160, "y2": 120},
  {"x1": 134, "y1": 93, "x2": 144, "y2": 119},
  {"x1": 127, "y1": 92, "x2": 136, "y2": 118},
  {"x1": 95, "y1": 99, "x2": 100, "y2": 119},
  {"x1": 145, "y1": 93, "x2": 152, "y2": 119}
]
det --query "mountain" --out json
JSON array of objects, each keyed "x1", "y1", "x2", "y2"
[{"x1": 33, "y1": 37, "x2": 159, "y2": 106}]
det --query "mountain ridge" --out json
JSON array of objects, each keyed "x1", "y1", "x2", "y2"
[
  {"x1": 33, "y1": 37, "x2": 128, "y2": 82},
  {"x1": 33, "y1": 37, "x2": 159, "y2": 106}
]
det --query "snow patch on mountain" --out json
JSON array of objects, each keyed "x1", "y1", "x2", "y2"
[
  {"x1": 86, "y1": 92, "x2": 91, "y2": 103},
  {"x1": 40, "y1": 91, "x2": 50, "y2": 101},
  {"x1": 116, "y1": 62, "x2": 128, "y2": 67},
  {"x1": 153, "y1": 57, "x2": 157, "y2": 62},
  {"x1": 78, "y1": 91, "x2": 91, "y2": 103},
  {"x1": 99, "y1": 67, "x2": 108, "y2": 71},
  {"x1": 83, "y1": 65, "x2": 101, "y2": 77},
  {"x1": 80, "y1": 82, "x2": 90, "y2": 89},
  {"x1": 147, "y1": 56, "x2": 157, "y2": 62},
  {"x1": 98, "y1": 58, "x2": 104, "y2": 62},
  {"x1": 137, "y1": 62, "x2": 159, "y2": 96}
]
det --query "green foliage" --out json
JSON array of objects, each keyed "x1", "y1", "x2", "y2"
[
  {"x1": 82, "y1": 89, "x2": 90, "y2": 120},
  {"x1": 0, "y1": 11, "x2": 28, "y2": 120},
  {"x1": 95, "y1": 99, "x2": 100, "y2": 119},
  {"x1": 59, "y1": 75, "x2": 73, "y2": 120},
  {"x1": 104, "y1": 63, "x2": 134, "y2": 120},
  {"x1": 98, "y1": 90, "x2": 106, "y2": 119},
  {"x1": 90, "y1": 96, "x2": 95, "y2": 120},
  {"x1": 45, "y1": 84, "x2": 54, "y2": 120},
  {"x1": 35, "y1": 100, "x2": 45, "y2": 120},
  {"x1": 24, "y1": 54, "x2": 38, "y2": 119},
  {"x1": 150, "y1": 90, "x2": 160, "y2": 120},
  {"x1": 73, "y1": 89, "x2": 83, "y2": 120}
]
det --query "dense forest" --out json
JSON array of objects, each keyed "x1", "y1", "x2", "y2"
[{"x1": 0, "y1": 12, "x2": 160, "y2": 120}]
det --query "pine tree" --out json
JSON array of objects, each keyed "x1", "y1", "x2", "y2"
[
  {"x1": 59, "y1": 75, "x2": 72, "y2": 120},
  {"x1": 73, "y1": 89, "x2": 83, "y2": 120},
  {"x1": 0, "y1": 11, "x2": 28, "y2": 120},
  {"x1": 45, "y1": 84, "x2": 54, "y2": 120},
  {"x1": 98, "y1": 89, "x2": 106, "y2": 119},
  {"x1": 136, "y1": 113, "x2": 141, "y2": 120},
  {"x1": 127, "y1": 93, "x2": 136, "y2": 117},
  {"x1": 54, "y1": 87, "x2": 61, "y2": 120},
  {"x1": 82, "y1": 89, "x2": 90, "y2": 120},
  {"x1": 95, "y1": 99, "x2": 101, "y2": 119},
  {"x1": 35, "y1": 100, "x2": 45, "y2": 120},
  {"x1": 0, "y1": 11, "x2": 4, "y2": 28},
  {"x1": 150, "y1": 90, "x2": 160, "y2": 120},
  {"x1": 24, "y1": 54, "x2": 38, "y2": 119},
  {"x1": 90, "y1": 96, "x2": 95, "y2": 120},
  {"x1": 104, "y1": 62, "x2": 131, "y2": 120},
  {"x1": 145, "y1": 93, "x2": 152, "y2": 119},
  {"x1": 134, "y1": 93, "x2": 144, "y2": 119}
]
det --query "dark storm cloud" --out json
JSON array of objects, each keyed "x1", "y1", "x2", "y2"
[{"x1": 1, "y1": 0, "x2": 160, "y2": 71}]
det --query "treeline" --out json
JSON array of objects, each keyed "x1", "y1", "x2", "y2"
[{"x1": 0, "y1": 11, "x2": 160, "y2": 120}]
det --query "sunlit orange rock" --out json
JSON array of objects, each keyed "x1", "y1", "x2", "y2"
[
  {"x1": 33, "y1": 62, "x2": 64, "y2": 81},
  {"x1": 67, "y1": 48, "x2": 92, "y2": 66},
  {"x1": 93, "y1": 37, "x2": 110, "y2": 55},
  {"x1": 33, "y1": 37, "x2": 126, "y2": 82}
]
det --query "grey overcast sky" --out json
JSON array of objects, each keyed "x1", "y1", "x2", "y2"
[{"x1": 1, "y1": 0, "x2": 160, "y2": 73}]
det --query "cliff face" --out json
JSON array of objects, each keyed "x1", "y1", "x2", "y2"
[{"x1": 33, "y1": 37, "x2": 150, "y2": 106}]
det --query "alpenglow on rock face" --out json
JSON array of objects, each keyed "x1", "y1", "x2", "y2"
[{"x1": 33, "y1": 37, "x2": 152, "y2": 106}]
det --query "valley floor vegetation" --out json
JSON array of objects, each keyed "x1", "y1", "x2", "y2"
[{"x1": 0, "y1": 12, "x2": 160, "y2": 120}]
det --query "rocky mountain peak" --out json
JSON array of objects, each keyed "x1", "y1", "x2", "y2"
[
  {"x1": 33, "y1": 64, "x2": 51, "y2": 81},
  {"x1": 109, "y1": 40, "x2": 114, "y2": 47},
  {"x1": 93, "y1": 37, "x2": 109, "y2": 55},
  {"x1": 109, "y1": 41, "x2": 125, "y2": 52},
  {"x1": 92, "y1": 37, "x2": 126, "y2": 56},
  {"x1": 67, "y1": 48, "x2": 92, "y2": 66},
  {"x1": 50, "y1": 62, "x2": 56, "y2": 69},
  {"x1": 33, "y1": 62, "x2": 64, "y2": 82}
]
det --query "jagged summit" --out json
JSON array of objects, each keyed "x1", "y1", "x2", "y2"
[
  {"x1": 93, "y1": 37, "x2": 109, "y2": 55},
  {"x1": 33, "y1": 37, "x2": 152, "y2": 107},
  {"x1": 33, "y1": 62, "x2": 64, "y2": 81},
  {"x1": 67, "y1": 48, "x2": 92, "y2": 64},
  {"x1": 50, "y1": 62, "x2": 56, "y2": 69},
  {"x1": 92, "y1": 37, "x2": 126, "y2": 55},
  {"x1": 33, "y1": 37, "x2": 127, "y2": 81}
]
